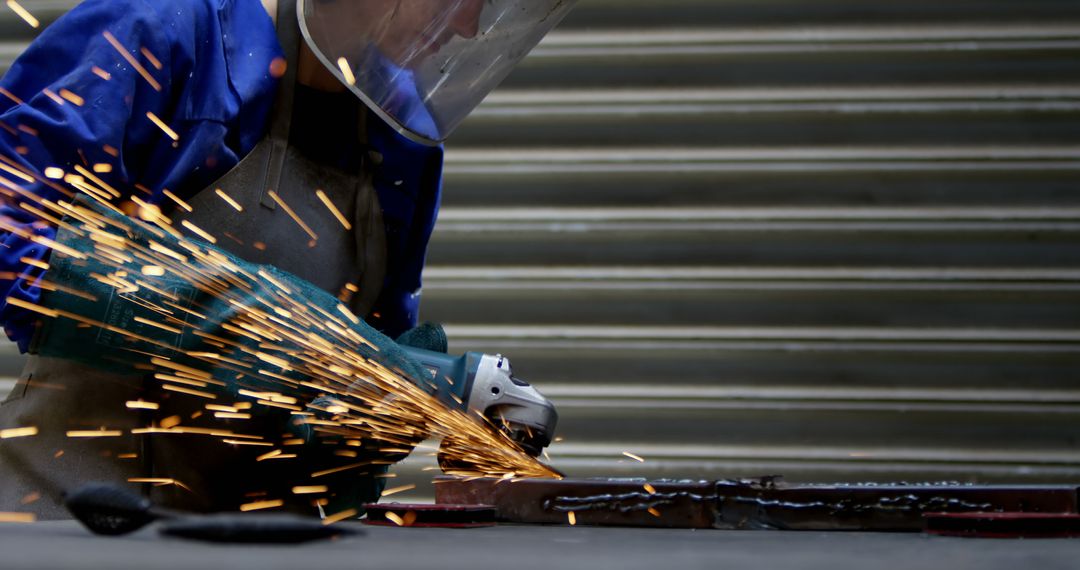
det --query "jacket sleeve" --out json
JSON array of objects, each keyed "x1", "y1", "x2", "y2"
[{"x1": 0, "y1": 0, "x2": 175, "y2": 350}]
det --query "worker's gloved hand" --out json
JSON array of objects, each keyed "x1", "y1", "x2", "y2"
[
  {"x1": 32, "y1": 197, "x2": 447, "y2": 511},
  {"x1": 396, "y1": 321, "x2": 448, "y2": 354}
]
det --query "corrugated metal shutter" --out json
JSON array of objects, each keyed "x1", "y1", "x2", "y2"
[
  {"x1": 429, "y1": 0, "x2": 1080, "y2": 485},
  {"x1": 2, "y1": 1, "x2": 1079, "y2": 492}
]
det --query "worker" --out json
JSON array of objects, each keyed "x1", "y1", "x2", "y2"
[{"x1": 0, "y1": 0, "x2": 575, "y2": 518}]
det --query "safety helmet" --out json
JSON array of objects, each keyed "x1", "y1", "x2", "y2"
[{"x1": 296, "y1": 0, "x2": 578, "y2": 145}]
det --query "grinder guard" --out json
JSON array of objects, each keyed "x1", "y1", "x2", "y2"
[{"x1": 400, "y1": 346, "x2": 559, "y2": 458}]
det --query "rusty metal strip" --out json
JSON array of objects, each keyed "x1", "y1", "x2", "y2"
[
  {"x1": 435, "y1": 476, "x2": 1079, "y2": 530},
  {"x1": 435, "y1": 477, "x2": 717, "y2": 528},
  {"x1": 715, "y1": 479, "x2": 1078, "y2": 531}
]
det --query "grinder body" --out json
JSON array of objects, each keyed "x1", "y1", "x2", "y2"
[{"x1": 400, "y1": 346, "x2": 559, "y2": 456}]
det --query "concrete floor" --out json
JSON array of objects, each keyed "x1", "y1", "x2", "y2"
[{"x1": 0, "y1": 521, "x2": 1078, "y2": 570}]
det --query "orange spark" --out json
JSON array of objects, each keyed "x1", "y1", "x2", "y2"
[
  {"x1": 140, "y1": 47, "x2": 163, "y2": 70},
  {"x1": 102, "y1": 31, "x2": 161, "y2": 91},
  {"x1": 125, "y1": 400, "x2": 160, "y2": 410},
  {"x1": 292, "y1": 486, "x2": 328, "y2": 495},
  {"x1": 0, "y1": 512, "x2": 35, "y2": 524},
  {"x1": 58, "y1": 89, "x2": 84, "y2": 106},
  {"x1": 322, "y1": 508, "x2": 357, "y2": 525},
  {"x1": 128, "y1": 478, "x2": 192, "y2": 492},
  {"x1": 134, "y1": 317, "x2": 182, "y2": 335},
  {"x1": 42, "y1": 89, "x2": 65, "y2": 106},
  {"x1": 240, "y1": 499, "x2": 284, "y2": 512},
  {"x1": 380, "y1": 484, "x2": 416, "y2": 497},
  {"x1": 163, "y1": 189, "x2": 192, "y2": 212},
  {"x1": 181, "y1": 219, "x2": 217, "y2": 243},
  {"x1": 162, "y1": 384, "x2": 216, "y2": 400},
  {"x1": 66, "y1": 429, "x2": 123, "y2": 438},
  {"x1": 311, "y1": 462, "x2": 366, "y2": 478},
  {"x1": 146, "y1": 112, "x2": 179, "y2": 141},
  {"x1": 3, "y1": 298, "x2": 58, "y2": 318},
  {"x1": 5, "y1": 1, "x2": 38, "y2": 28},
  {"x1": 315, "y1": 189, "x2": 352, "y2": 230},
  {"x1": 256, "y1": 449, "x2": 283, "y2": 461},
  {"x1": 0, "y1": 86, "x2": 23, "y2": 105},
  {"x1": 0, "y1": 427, "x2": 38, "y2": 439},
  {"x1": 158, "y1": 415, "x2": 182, "y2": 430},
  {"x1": 336, "y1": 57, "x2": 356, "y2": 85},
  {"x1": 267, "y1": 191, "x2": 318, "y2": 242},
  {"x1": 19, "y1": 256, "x2": 48, "y2": 271},
  {"x1": 222, "y1": 439, "x2": 274, "y2": 446},
  {"x1": 622, "y1": 451, "x2": 645, "y2": 462},
  {"x1": 213, "y1": 412, "x2": 251, "y2": 420},
  {"x1": 268, "y1": 57, "x2": 288, "y2": 79},
  {"x1": 214, "y1": 188, "x2": 243, "y2": 212}
]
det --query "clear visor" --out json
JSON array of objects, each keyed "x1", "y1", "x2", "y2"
[{"x1": 297, "y1": 0, "x2": 577, "y2": 145}]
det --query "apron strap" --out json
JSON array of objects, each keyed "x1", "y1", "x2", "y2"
[{"x1": 261, "y1": 0, "x2": 301, "y2": 209}]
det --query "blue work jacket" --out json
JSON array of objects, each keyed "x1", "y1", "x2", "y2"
[{"x1": 0, "y1": 0, "x2": 444, "y2": 350}]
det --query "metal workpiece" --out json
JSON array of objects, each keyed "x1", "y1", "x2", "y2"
[
  {"x1": 713, "y1": 478, "x2": 1079, "y2": 531},
  {"x1": 435, "y1": 476, "x2": 717, "y2": 528},
  {"x1": 435, "y1": 476, "x2": 1080, "y2": 531}
]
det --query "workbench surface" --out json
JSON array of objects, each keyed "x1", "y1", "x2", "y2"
[{"x1": 0, "y1": 521, "x2": 1077, "y2": 569}]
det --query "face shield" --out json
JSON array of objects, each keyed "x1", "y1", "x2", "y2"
[{"x1": 297, "y1": 0, "x2": 578, "y2": 145}]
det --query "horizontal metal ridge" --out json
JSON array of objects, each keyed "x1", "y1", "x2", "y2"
[
  {"x1": 444, "y1": 326, "x2": 1080, "y2": 355},
  {"x1": 548, "y1": 442, "x2": 1080, "y2": 466},
  {"x1": 423, "y1": 266, "x2": 1080, "y2": 283},
  {"x1": 437, "y1": 206, "x2": 1080, "y2": 221},
  {"x1": 546, "y1": 385, "x2": 1080, "y2": 414},
  {"x1": 432, "y1": 207, "x2": 1080, "y2": 234},
  {"x1": 446, "y1": 146, "x2": 1080, "y2": 164},
  {"x1": 444, "y1": 147, "x2": 1080, "y2": 176},
  {"x1": 532, "y1": 25, "x2": 1080, "y2": 59},
  {"x1": 542, "y1": 25, "x2": 1080, "y2": 46},
  {"x1": 449, "y1": 339, "x2": 1080, "y2": 355},
  {"x1": 544, "y1": 384, "x2": 1080, "y2": 404},
  {"x1": 392, "y1": 454, "x2": 1080, "y2": 485},
  {"x1": 484, "y1": 85, "x2": 1080, "y2": 105},
  {"x1": 471, "y1": 85, "x2": 1080, "y2": 120},
  {"x1": 444, "y1": 325, "x2": 1080, "y2": 343},
  {"x1": 422, "y1": 267, "x2": 1080, "y2": 296}
]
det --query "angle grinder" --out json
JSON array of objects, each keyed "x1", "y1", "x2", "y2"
[{"x1": 400, "y1": 346, "x2": 559, "y2": 459}]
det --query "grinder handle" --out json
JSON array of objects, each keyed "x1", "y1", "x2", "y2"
[{"x1": 399, "y1": 345, "x2": 481, "y2": 410}]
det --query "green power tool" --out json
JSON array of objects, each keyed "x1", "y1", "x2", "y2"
[{"x1": 401, "y1": 346, "x2": 559, "y2": 457}]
